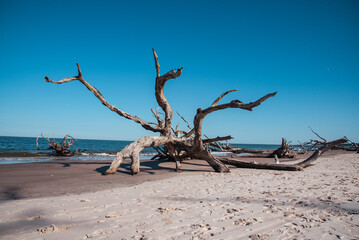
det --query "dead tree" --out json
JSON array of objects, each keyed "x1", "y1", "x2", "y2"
[
  {"x1": 270, "y1": 138, "x2": 296, "y2": 158},
  {"x1": 44, "y1": 49, "x2": 344, "y2": 174},
  {"x1": 36, "y1": 133, "x2": 77, "y2": 156}
]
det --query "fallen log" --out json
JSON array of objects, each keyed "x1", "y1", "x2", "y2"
[
  {"x1": 218, "y1": 138, "x2": 347, "y2": 171},
  {"x1": 219, "y1": 158, "x2": 303, "y2": 171}
]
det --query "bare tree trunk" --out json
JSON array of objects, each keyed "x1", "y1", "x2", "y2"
[
  {"x1": 104, "y1": 136, "x2": 179, "y2": 175},
  {"x1": 270, "y1": 138, "x2": 296, "y2": 158},
  {"x1": 191, "y1": 150, "x2": 230, "y2": 173}
]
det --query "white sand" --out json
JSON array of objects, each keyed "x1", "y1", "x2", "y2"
[{"x1": 0, "y1": 153, "x2": 358, "y2": 240}]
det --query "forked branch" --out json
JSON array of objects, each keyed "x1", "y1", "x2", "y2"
[
  {"x1": 193, "y1": 91, "x2": 277, "y2": 149},
  {"x1": 153, "y1": 48, "x2": 183, "y2": 136},
  {"x1": 308, "y1": 126, "x2": 327, "y2": 143}
]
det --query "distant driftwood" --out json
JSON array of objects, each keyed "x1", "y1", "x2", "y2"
[
  {"x1": 36, "y1": 133, "x2": 78, "y2": 156},
  {"x1": 301, "y1": 127, "x2": 358, "y2": 152}
]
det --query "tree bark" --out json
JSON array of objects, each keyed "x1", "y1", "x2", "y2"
[
  {"x1": 219, "y1": 158, "x2": 303, "y2": 171},
  {"x1": 104, "y1": 136, "x2": 180, "y2": 175}
]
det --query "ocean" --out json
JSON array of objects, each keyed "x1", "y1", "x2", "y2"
[{"x1": 0, "y1": 136, "x2": 282, "y2": 165}]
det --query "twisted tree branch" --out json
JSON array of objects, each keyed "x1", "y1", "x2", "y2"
[
  {"x1": 45, "y1": 63, "x2": 161, "y2": 133},
  {"x1": 193, "y1": 91, "x2": 277, "y2": 149},
  {"x1": 153, "y1": 48, "x2": 183, "y2": 136}
]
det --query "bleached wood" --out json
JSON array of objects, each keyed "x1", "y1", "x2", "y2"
[
  {"x1": 104, "y1": 136, "x2": 180, "y2": 175},
  {"x1": 153, "y1": 49, "x2": 183, "y2": 136}
]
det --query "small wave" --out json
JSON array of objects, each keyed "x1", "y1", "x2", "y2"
[
  {"x1": 0, "y1": 157, "x2": 51, "y2": 165},
  {"x1": 79, "y1": 152, "x2": 116, "y2": 156},
  {"x1": 0, "y1": 152, "x2": 48, "y2": 158},
  {"x1": 211, "y1": 151, "x2": 233, "y2": 156},
  {"x1": 140, "y1": 153, "x2": 156, "y2": 156}
]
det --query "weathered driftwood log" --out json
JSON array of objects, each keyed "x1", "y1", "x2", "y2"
[
  {"x1": 36, "y1": 133, "x2": 77, "y2": 156},
  {"x1": 218, "y1": 138, "x2": 347, "y2": 171},
  {"x1": 332, "y1": 136, "x2": 359, "y2": 152},
  {"x1": 219, "y1": 146, "x2": 274, "y2": 155},
  {"x1": 303, "y1": 128, "x2": 357, "y2": 152},
  {"x1": 219, "y1": 158, "x2": 303, "y2": 171},
  {"x1": 270, "y1": 138, "x2": 296, "y2": 158}
]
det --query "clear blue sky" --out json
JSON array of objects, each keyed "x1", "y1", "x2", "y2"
[{"x1": 0, "y1": 0, "x2": 358, "y2": 144}]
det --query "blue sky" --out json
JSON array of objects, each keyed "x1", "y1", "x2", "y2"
[{"x1": 0, "y1": 0, "x2": 358, "y2": 144}]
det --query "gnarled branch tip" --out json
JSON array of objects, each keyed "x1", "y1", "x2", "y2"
[
  {"x1": 76, "y1": 63, "x2": 82, "y2": 77},
  {"x1": 211, "y1": 89, "x2": 239, "y2": 107}
]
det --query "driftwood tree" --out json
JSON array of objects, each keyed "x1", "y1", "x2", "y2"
[
  {"x1": 36, "y1": 133, "x2": 77, "y2": 156},
  {"x1": 44, "y1": 49, "x2": 346, "y2": 174},
  {"x1": 303, "y1": 127, "x2": 358, "y2": 152}
]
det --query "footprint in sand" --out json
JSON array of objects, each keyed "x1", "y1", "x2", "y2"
[
  {"x1": 37, "y1": 224, "x2": 70, "y2": 233},
  {"x1": 233, "y1": 217, "x2": 262, "y2": 226}
]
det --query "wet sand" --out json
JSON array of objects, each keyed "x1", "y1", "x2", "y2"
[
  {"x1": 0, "y1": 150, "x2": 350, "y2": 201},
  {"x1": 0, "y1": 159, "x2": 217, "y2": 200}
]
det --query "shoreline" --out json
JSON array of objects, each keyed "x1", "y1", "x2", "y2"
[
  {"x1": 0, "y1": 151, "x2": 357, "y2": 239},
  {"x1": 0, "y1": 150, "x2": 351, "y2": 201},
  {"x1": 0, "y1": 159, "x2": 216, "y2": 201}
]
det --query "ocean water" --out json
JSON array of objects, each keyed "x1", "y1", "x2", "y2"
[{"x1": 0, "y1": 136, "x2": 281, "y2": 165}]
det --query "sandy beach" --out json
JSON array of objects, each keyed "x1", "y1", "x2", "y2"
[{"x1": 0, "y1": 151, "x2": 358, "y2": 239}]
